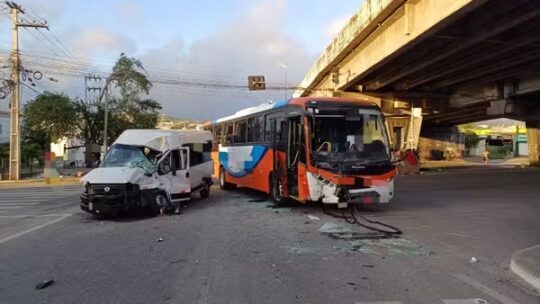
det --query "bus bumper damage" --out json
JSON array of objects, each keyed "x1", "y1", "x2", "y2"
[{"x1": 306, "y1": 172, "x2": 394, "y2": 205}]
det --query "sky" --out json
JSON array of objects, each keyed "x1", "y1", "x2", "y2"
[{"x1": 0, "y1": 0, "x2": 363, "y2": 119}]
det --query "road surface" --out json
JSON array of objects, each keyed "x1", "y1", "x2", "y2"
[{"x1": 0, "y1": 169, "x2": 539, "y2": 303}]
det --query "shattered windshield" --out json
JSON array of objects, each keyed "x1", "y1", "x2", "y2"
[
  {"x1": 310, "y1": 107, "x2": 390, "y2": 166},
  {"x1": 102, "y1": 144, "x2": 157, "y2": 171}
]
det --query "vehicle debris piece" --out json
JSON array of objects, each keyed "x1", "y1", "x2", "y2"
[
  {"x1": 156, "y1": 237, "x2": 164, "y2": 242},
  {"x1": 35, "y1": 279, "x2": 54, "y2": 290},
  {"x1": 307, "y1": 215, "x2": 320, "y2": 221},
  {"x1": 469, "y1": 256, "x2": 479, "y2": 264},
  {"x1": 248, "y1": 198, "x2": 267, "y2": 202}
]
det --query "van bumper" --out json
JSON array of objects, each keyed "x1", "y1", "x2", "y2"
[{"x1": 80, "y1": 183, "x2": 141, "y2": 215}]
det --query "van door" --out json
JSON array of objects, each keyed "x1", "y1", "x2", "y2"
[
  {"x1": 185, "y1": 143, "x2": 213, "y2": 192},
  {"x1": 169, "y1": 148, "x2": 191, "y2": 202}
]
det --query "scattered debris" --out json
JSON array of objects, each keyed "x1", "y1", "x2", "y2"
[
  {"x1": 35, "y1": 279, "x2": 54, "y2": 290},
  {"x1": 469, "y1": 256, "x2": 479, "y2": 264},
  {"x1": 362, "y1": 264, "x2": 375, "y2": 268},
  {"x1": 271, "y1": 263, "x2": 276, "y2": 268},
  {"x1": 346, "y1": 282, "x2": 356, "y2": 286},
  {"x1": 307, "y1": 215, "x2": 320, "y2": 221},
  {"x1": 248, "y1": 198, "x2": 267, "y2": 202},
  {"x1": 296, "y1": 295, "x2": 300, "y2": 299},
  {"x1": 361, "y1": 277, "x2": 368, "y2": 280},
  {"x1": 171, "y1": 259, "x2": 186, "y2": 264},
  {"x1": 281, "y1": 245, "x2": 316, "y2": 254},
  {"x1": 195, "y1": 259, "x2": 199, "y2": 264},
  {"x1": 330, "y1": 237, "x2": 430, "y2": 256},
  {"x1": 319, "y1": 222, "x2": 386, "y2": 239},
  {"x1": 275, "y1": 210, "x2": 279, "y2": 214},
  {"x1": 156, "y1": 237, "x2": 164, "y2": 242}
]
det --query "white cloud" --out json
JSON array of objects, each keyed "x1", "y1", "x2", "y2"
[
  {"x1": 324, "y1": 16, "x2": 351, "y2": 38},
  {"x1": 73, "y1": 29, "x2": 136, "y2": 58},
  {"x1": 115, "y1": 1, "x2": 145, "y2": 24},
  {"x1": 139, "y1": 0, "x2": 318, "y2": 120}
]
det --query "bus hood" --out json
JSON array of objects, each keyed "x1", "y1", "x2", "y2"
[{"x1": 81, "y1": 167, "x2": 149, "y2": 184}]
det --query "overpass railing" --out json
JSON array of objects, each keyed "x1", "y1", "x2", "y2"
[{"x1": 297, "y1": 0, "x2": 394, "y2": 94}]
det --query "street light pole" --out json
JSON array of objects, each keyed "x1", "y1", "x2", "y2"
[
  {"x1": 280, "y1": 63, "x2": 287, "y2": 99},
  {"x1": 102, "y1": 81, "x2": 109, "y2": 156}
]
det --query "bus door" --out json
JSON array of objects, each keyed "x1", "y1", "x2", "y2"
[{"x1": 286, "y1": 115, "x2": 305, "y2": 199}]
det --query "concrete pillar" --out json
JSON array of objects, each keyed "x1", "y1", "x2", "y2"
[{"x1": 526, "y1": 122, "x2": 540, "y2": 166}]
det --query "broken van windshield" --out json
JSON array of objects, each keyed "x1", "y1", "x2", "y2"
[{"x1": 102, "y1": 144, "x2": 156, "y2": 171}]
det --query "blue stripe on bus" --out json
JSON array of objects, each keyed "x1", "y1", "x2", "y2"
[
  {"x1": 219, "y1": 145, "x2": 268, "y2": 178},
  {"x1": 271, "y1": 99, "x2": 289, "y2": 109}
]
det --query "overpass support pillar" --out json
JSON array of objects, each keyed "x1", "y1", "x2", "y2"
[{"x1": 526, "y1": 122, "x2": 540, "y2": 166}]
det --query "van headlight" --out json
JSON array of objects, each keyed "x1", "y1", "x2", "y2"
[{"x1": 83, "y1": 182, "x2": 90, "y2": 194}]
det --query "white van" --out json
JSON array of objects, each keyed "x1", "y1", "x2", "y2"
[{"x1": 80, "y1": 129, "x2": 213, "y2": 216}]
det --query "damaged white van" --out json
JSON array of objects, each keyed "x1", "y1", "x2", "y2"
[{"x1": 80, "y1": 129, "x2": 213, "y2": 216}]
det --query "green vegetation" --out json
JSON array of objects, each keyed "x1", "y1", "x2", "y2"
[{"x1": 13, "y1": 53, "x2": 162, "y2": 168}]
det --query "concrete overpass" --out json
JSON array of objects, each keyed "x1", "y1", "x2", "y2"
[{"x1": 296, "y1": 0, "x2": 540, "y2": 163}]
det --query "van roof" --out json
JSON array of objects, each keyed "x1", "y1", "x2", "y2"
[{"x1": 113, "y1": 129, "x2": 212, "y2": 152}]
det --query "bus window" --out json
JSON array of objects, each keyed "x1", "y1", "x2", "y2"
[
  {"x1": 225, "y1": 123, "x2": 234, "y2": 145},
  {"x1": 248, "y1": 116, "x2": 264, "y2": 143},
  {"x1": 234, "y1": 120, "x2": 247, "y2": 143},
  {"x1": 213, "y1": 125, "x2": 223, "y2": 144},
  {"x1": 265, "y1": 115, "x2": 284, "y2": 141},
  {"x1": 265, "y1": 115, "x2": 274, "y2": 142}
]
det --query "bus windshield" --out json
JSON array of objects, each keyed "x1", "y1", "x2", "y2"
[{"x1": 309, "y1": 107, "x2": 390, "y2": 168}]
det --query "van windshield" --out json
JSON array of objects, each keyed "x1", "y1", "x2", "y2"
[{"x1": 102, "y1": 144, "x2": 157, "y2": 170}]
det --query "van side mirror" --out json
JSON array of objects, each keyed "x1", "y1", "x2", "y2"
[{"x1": 158, "y1": 163, "x2": 171, "y2": 175}]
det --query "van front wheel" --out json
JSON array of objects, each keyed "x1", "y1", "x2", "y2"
[{"x1": 200, "y1": 183, "x2": 210, "y2": 199}]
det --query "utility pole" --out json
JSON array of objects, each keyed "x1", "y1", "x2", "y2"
[
  {"x1": 5, "y1": 1, "x2": 48, "y2": 180},
  {"x1": 102, "y1": 81, "x2": 109, "y2": 156},
  {"x1": 84, "y1": 74, "x2": 102, "y2": 104}
]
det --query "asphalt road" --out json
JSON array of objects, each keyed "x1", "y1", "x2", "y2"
[{"x1": 0, "y1": 169, "x2": 539, "y2": 304}]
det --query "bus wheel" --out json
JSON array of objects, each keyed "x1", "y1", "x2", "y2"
[
  {"x1": 200, "y1": 182, "x2": 210, "y2": 199},
  {"x1": 270, "y1": 174, "x2": 284, "y2": 203},
  {"x1": 219, "y1": 168, "x2": 236, "y2": 190}
]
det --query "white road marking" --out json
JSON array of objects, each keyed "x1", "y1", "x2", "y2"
[
  {"x1": 0, "y1": 214, "x2": 73, "y2": 244},
  {"x1": 0, "y1": 213, "x2": 72, "y2": 218},
  {"x1": 0, "y1": 203, "x2": 41, "y2": 206},
  {"x1": 0, "y1": 206, "x2": 25, "y2": 210},
  {"x1": 455, "y1": 274, "x2": 520, "y2": 304},
  {"x1": 355, "y1": 302, "x2": 402, "y2": 304},
  {"x1": 443, "y1": 299, "x2": 489, "y2": 304}
]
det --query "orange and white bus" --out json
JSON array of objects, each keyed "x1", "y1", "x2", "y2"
[{"x1": 207, "y1": 97, "x2": 395, "y2": 206}]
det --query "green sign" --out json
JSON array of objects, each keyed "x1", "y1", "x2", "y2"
[{"x1": 517, "y1": 134, "x2": 527, "y2": 143}]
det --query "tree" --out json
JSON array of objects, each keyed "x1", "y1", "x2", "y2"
[
  {"x1": 22, "y1": 92, "x2": 77, "y2": 151},
  {"x1": 75, "y1": 53, "x2": 161, "y2": 147}
]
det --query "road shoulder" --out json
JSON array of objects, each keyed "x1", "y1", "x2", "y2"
[{"x1": 511, "y1": 245, "x2": 540, "y2": 291}]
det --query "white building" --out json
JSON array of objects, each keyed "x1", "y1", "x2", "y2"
[
  {"x1": 50, "y1": 137, "x2": 86, "y2": 168},
  {"x1": 0, "y1": 110, "x2": 9, "y2": 144}
]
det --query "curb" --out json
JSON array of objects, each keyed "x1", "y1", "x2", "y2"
[
  {"x1": 510, "y1": 245, "x2": 540, "y2": 291},
  {"x1": 0, "y1": 178, "x2": 82, "y2": 188}
]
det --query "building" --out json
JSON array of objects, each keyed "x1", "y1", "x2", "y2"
[{"x1": 0, "y1": 110, "x2": 9, "y2": 144}]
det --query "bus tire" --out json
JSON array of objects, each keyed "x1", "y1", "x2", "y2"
[
  {"x1": 219, "y1": 167, "x2": 236, "y2": 190},
  {"x1": 270, "y1": 173, "x2": 284, "y2": 203}
]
